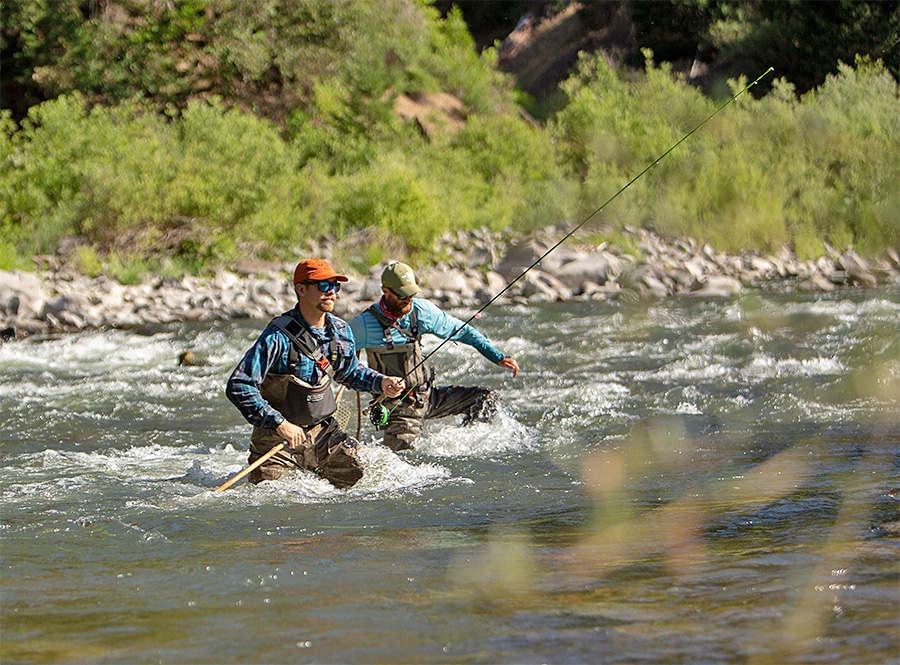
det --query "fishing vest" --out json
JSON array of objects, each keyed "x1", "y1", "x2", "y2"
[
  {"x1": 258, "y1": 313, "x2": 338, "y2": 428},
  {"x1": 365, "y1": 304, "x2": 432, "y2": 392}
]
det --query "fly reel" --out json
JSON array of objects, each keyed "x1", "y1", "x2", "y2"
[{"x1": 368, "y1": 402, "x2": 390, "y2": 428}]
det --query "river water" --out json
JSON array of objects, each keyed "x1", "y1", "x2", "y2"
[{"x1": 2, "y1": 291, "x2": 898, "y2": 665}]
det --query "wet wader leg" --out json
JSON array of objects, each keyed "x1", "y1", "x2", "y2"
[
  {"x1": 306, "y1": 418, "x2": 364, "y2": 489},
  {"x1": 426, "y1": 385, "x2": 498, "y2": 424},
  {"x1": 248, "y1": 419, "x2": 363, "y2": 488},
  {"x1": 381, "y1": 385, "x2": 498, "y2": 451},
  {"x1": 381, "y1": 382, "x2": 431, "y2": 451},
  {"x1": 247, "y1": 431, "x2": 302, "y2": 484},
  {"x1": 382, "y1": 398, "x2": 427, "y2": 451}
]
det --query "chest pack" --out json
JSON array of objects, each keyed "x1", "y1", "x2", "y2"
[
  {"x1": 365, "y1": 304, "x2": 431, "y2": 390},
  {"x1": 263, "y1": 313, "x2": 338, "y2": 427}
]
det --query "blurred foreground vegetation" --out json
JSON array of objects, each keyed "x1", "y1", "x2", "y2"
[{"x1": 1, "y1": 1, "x2": 897, "y2": 280}]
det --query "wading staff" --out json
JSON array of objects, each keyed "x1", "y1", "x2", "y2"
[
  {"x1": 213, "y1": 443, "x2": 285, "y2": 493},
  {"x1": 407, "y1": 67, "x2": 774, "y2": 375},
  {"x1": 214, "y1": 386, "x2": 347, "y2": 492}
]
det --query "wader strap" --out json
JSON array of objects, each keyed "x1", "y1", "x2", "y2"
[
  {"x1": 366, "y1": 304, "x2": 419, "y2": 350},
  {"x1": 271, "y1": 314, "x2": 337, "y2": 380}
]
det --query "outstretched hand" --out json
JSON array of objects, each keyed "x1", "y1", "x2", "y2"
[{"x1": 499, "y1": 357, "x2": 520, "y2": 378}]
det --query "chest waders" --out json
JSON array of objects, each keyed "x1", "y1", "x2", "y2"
[
  {"x1": 253, "y1": 314, "x2": 338, "y2": 452},
  {"x1": 365, "y1": 305, "x2": 433, "y2": 417},
  {"x1": 249, "y1": 312, "x2": 362, "y2": 489}
]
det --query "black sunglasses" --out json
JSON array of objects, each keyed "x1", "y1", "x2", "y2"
[
  {"x1": 387, "y1": 287, "x2": 413, "y2": 301},
  {"x1": 305, "y1": 280, "x2": 341, "y2": 293}
]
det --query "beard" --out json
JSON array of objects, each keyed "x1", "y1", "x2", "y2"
[
  {"x1": 385, "y1": 298, "x2": 412, "y2": 317},
  {"x1": 316, "y1": 298, "x2": 336, "y2": 313}
]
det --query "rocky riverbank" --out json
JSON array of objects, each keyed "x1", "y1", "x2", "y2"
[{"x1": 2, "y1": 226, "x2": 898, "y2": 341}]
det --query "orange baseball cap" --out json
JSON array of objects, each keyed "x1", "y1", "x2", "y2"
[{"x1": 293, "y1": 258, "x2": 349, "y2": 284}]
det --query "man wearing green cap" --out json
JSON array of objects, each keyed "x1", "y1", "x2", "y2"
[{"x1": 350, "y1": 261, "x2": 520, "y2": 451}]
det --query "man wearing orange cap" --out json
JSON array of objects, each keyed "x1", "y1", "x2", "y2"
[
  {"x1": 350, "y1": 261, "x2": 519, "y2": 451},
  {"x1": 226, "y1": 259, "x2": 405, "y2": 488}
]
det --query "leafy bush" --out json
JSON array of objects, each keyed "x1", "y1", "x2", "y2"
[
  {"x1": 330, "y1": 153, "x2": 444, "y2": 255},
  {"x1": 447, "y1": 113, "x2": 576, "y2": 230},
  {"x1": 549, "y1": 52, "x2": 899, "y2": 255},
  {"x1": 794, "y1": 58, "x2": 899, "y2": 253},
  {"x1": 1, "y1": 5, "x2": 896, "y2": 279},
  {"x1": 0, "y1": 93, "x2": 326, "y2": 268}
]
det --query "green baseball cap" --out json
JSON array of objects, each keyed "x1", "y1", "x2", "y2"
[{"x1": 381, "y1": 261, "x2": 421, "y2": 298}]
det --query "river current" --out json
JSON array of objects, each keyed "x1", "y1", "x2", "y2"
[{"x1": 2, "y1": 291, "x2": 898, "y2": 664}]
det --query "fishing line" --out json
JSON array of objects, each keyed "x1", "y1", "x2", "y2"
[{"x1": 371, "y1": 67, "x2": 773, "y2": 422}]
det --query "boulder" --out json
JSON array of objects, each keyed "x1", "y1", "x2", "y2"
[
  {"x1": 44, "y1": 292, "x2": 92, "y2": 320},
  {"x1": 690, "y1": 276, "x2": 743, "y2": 297},
  {"x1": 839, "y1": 250, "x2": 877, "y2": 287},
  {"x1": 483, "y1": 271, "x2": 507, "y2": 295},
  {"x1": 0, "y1": 270, "x2": 45, "y2": 320},
  {"x1": 518, "y1": 270, "x2": 573, "y2": 301},
  {"x1": 554, "y1": 253, "x2": 617, "y2": 289},
  {"x1": 421, "y1": 267, "x2": 469, "y2": 294},
  {"x1": 798, "y1": 275, "x2": 837, "y2": 292},
  {"x1": 494, "y1": 238, "x2": 581, "y2": 280},
  {"x1": 359, "y1": 276, "x2": 384, "y2": 302}
]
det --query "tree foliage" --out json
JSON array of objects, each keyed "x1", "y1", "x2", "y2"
[
  {"x1": 0, "y1": 0, "x2": 897, "y2": 275},
  {"x1": 550, "y1": 53, "x2": 899, "y2": 256}
]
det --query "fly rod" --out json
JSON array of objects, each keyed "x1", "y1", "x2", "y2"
[{"x1": 367, "y1": 67, "x2": 774, "y2": 427}]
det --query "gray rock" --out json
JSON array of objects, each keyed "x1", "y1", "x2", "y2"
[
  {"x1": 483, "y1": 270, "x2": 507, "y2": 295},
  {"x1": 0, "y1": 226, "x2": 893, "y2": 338},
  {"x1": 519, "y1": 270, "x2": 573, "y2": 301},
  {"x1": 642, "y1": 274, "x2": 671, "y2": 298},
  {"x1": 0, "y1": 270, "x2": 45, "y2": 320},
  {"x1": 798, "y1": 275, "x2": 838, "y2": 292},
  {"x1": 886, "y1": 248, "x2": 900, "y2": 270},
  {"x1": 360, "y1": 276, "x2": 384, "y2": 301},
  {"x1": 839, "y1": 250, "x2": 877, "y2": 287},
  {"x1": 495, "y1": 238, "x2": 580, "y2": 280},
  {"x1": 421, "y1": 267, "x2": 469, "y2": 293},
  {"x1": 44, "y1": 292, "x2": 92, "y2": 320},
  {"x1": 554, "y1": 253, "x2": 616, "y2": 289},
  {"x1": 690, "y1": 276, "x2": 743, "y2": 297},
  {"x1": 213, "y1": 270, "x2": 241, "y2": 290}
]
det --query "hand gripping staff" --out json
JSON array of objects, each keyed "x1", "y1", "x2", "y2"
[
  {"x1": 214, "y1": 386, "x2": 346, "y2": 492},
  {"x1": 369, "y1": 67, "x2": 775, "y2": 425}
]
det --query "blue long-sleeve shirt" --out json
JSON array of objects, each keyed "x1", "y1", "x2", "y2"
[
  {"x1": 226, "y1": 308, "x2": 384, "y2": 429},
  {"x1": 349, "y1": 298, "x2": 506, "y2": 365}
]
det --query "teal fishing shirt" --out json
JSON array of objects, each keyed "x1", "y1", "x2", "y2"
[{"x1": 349, "y1": 298, "x2": 506, "y2": 365}]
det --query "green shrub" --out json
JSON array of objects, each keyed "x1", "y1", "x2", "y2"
[
  {"x1": 550, "y1": 52, "x2": 899, "y2": 255},
  {"x1": 3, "y1": 26, "x2": 896, "y2": 281},
  {"x1": 174, "y1": 98, "x2": 299, "y2": 235},
  {"x1": 71, "y1": 245, "x2": 104, "y2": 278},
  {"x1": 0, "y1": 237, "x2": 28, "y2": 271},
  {"x1": 0, "y1": 93, "x2": 325, "y2": 265},
  {"x1": 448, "y1": 113, "x2": 575, "y2": 230},
  {"x1": 796, "y1": 58, "x2": 899, "y2": 252},
  {"x1": 331, "y1": 153, "x2": 444, "y2": 254},
  {"x1": 2, "y1": 93, "x2": 101, "y2": 255}
]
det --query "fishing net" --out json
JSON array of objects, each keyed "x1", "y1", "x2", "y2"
[{"x1": 335, "y1": 387, "x2": 363, "y2": 439}]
